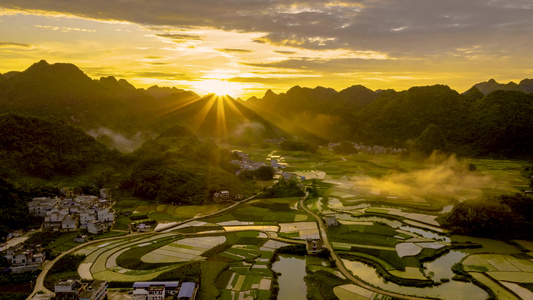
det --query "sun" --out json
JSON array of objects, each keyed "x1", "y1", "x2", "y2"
[{"x1": 191, "y1": 79, "x2": 245, "y2": 97}]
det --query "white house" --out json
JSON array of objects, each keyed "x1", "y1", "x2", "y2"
[
  {"x1": 97, "y1": 208, "x2": 115, "y2": 222},
  {"x1": 28, "y1": 197, "x2": 60, "y2": 217},
  {"x1": 62, "y1": 215, "x2": 79, "y2": 231},
  {"x1": 79, "y1": 211, "x2": 97, "y2": 228},
  {"x1": 5, "y1": 246, "x2": 45, "y2": 273}
]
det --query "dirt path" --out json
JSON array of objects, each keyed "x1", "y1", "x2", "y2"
[{"x1": 298, "y1": 194, "x2": 435, "y2": 300}]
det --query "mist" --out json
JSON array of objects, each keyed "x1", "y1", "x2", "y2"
[
  {"x1": 231, "y1": 121, "x2": 265, "y2": 138},
  {"x1": 357, "y1": 153, "x2": 511, "y2": 202},
  {"x1": 87, "y1": 127, "x2": 157, "y2": 152}
]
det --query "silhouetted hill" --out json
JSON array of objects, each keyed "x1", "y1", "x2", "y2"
[
  {"x1": 121, "y1": 124, "x2": 253, "y2": 204},
  {"x1": 0, "y1": 60, "x2": 140, "y2": 129},
  {"x1": 0, "y1": 61, "x2": 250, "y2": 140},
  {"x1": 519, "y1": 79, "x2": 533, "y2": 94},
  {"x1": 353, "y1": 85, "x2": 467, "y2": 147},
  {"x1": 471, "y1": 78, "x2": 533, "y2": 95},
  {"x1": 145, "y1": 85, "x2": 198, "y2": 99},
  {"x1": 352, "y1": 86, "x2": 533, "y2": 157},
  {"x1": 2, "y1": 60, "x2": 533, "y2": 157},
  {"x1": 242, "y1": 85, "x2": 379, "y2": 140}
]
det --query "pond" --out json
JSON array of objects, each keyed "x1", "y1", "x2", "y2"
[
  {"x1": 342, "y1": 259, "x2": 488, "y2": 300},
  {"x1": 272, "y1": 254, "x2": 307, "y2": 300}
]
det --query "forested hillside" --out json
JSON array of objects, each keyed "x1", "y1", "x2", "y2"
[
  {"x1": 2, "y1": 61, "x2": 533, "y2": 158},
  {"x1": 245, "y1": 84, "x2": 533, "y2": 158},
  {"x1": 0, "y1": 61, "x2": 281, "y2": 143},
  {"x1": 119, "y1": 125, "x2": 253, "y2": 204},
  {"x1": 0, "y1": 113, "x2": 112, "y2": 179}
]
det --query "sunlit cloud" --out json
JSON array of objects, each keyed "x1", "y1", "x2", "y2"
[
  {"x1": 0, "y1": 1, "x2": 532, "y2": 97},
  {"x1": 155, "y1": 33, "x2": 203, "y2": 43},
  {"x1": 0, "y1": 41, "x2": 33, "y2": 47},
  {"x1": 34, "y1": 24, "x2": 96, "y2": 32},
  {"x1": 216, "y1": 48, "x2": 253, "y2": 53}
]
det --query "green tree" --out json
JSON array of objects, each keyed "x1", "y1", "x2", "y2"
[
  {"x1": 254, "y1": 166, "x2": 275, "y2": 181},
  {"x1": 332, "y1": 141, "x2": 358, "y2": 155},
  {"x1": 414, "y1": 124, "x2": 447, "y2": 154}
]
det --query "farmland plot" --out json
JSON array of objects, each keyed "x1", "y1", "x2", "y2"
[{"x1": 141, "y1": 236, "x2": 226, "y2": 263}]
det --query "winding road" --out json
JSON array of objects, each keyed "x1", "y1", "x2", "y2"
[{"x1": 299, "y1": 194, "x2": 434, "y2": 300}]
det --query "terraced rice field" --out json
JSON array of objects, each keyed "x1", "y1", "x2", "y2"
[
  {"x1": 134, "y1": 203, "x2": 230, "y2": 220},
  {"x1": 333, "y1": 284, "x2": 383, "y2": 300},
  {"x1": 469, "y1": 273, "x2": 520, "y2": 300},
  {"x1": 141, "y1": 236, "x2": 226, "y2": 263},
  {"x1": 278, "y1": 222, "x2": 320, "y2": 239},
  {"x1": 463, "y1": 254, "x2": 533, "y2": 273}
]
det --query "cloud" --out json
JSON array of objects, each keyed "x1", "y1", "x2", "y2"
[
  {"x1": 134, "y1": 71, "x2": 188, "y2": 79},
  {"x1": 144, "y1": 55, "x2": 164, "y2": 59},
  {"x1": 155, "y1": 33, "x2": 202, "y2": 42},
  {"x1": 216, "y1": 48, "x2": 253, "y2": 53},
  {"x1": 146, "y1": 62, "x2": 171, "y2": 65},
  {"x1": 0, "y1": 41, "x2": 32, "y2": 47},
  {"x1": 274, "y1": 50, "x2": 296, "y2": 55},
  {"x1": 34, "y1": 24, "x2": 95, "y2": 32},
  {"x1": 2, "y1": 0, "x2": 532, "y2": 63}
]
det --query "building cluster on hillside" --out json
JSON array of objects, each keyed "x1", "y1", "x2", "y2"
[
  {"x1": 28, "y1": 190, "x2": 115, "y2": 234},
  {"x1": 4, "y1": 243, "x2": 45, "y2": 273},
  {"x1": 327, "y1": 142, "x2": 406, "y2": 155},
  {"x1": 263, "y1": 137, "x2": 286, "y2": 143},
  {"x1": 53, "y1": 279, "x2": 107, "y2": 300},
  {"x1": 132, "y1": 281, "x2": 198, "y2": 300},
  {"x1": 269, "y1": 158, "x2": 286, "y2": 169},
  {"x1": 212, "y1": 190, "x2": 243, "y2": 203},
  {"x1": 230, "y1": 151, "x2": 266, "y2": 173}
]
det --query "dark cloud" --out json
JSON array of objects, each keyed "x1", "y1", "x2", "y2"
[
  {"x1": 155, "y1": 33, "x2": 202, "y2": 42},
  {"x1": 143, "y1": 55, "x2": 164, "y2": 59},
  {"x1": 1, "y1": 0, "x2": 533, "y2": 58},
  {"x1": 146, "y1": 62, "x2": 170, "y2": 65},
  {"x1": 0, "y1": 41, "x2": 33, "y2": 47},
  {"x1": 216, "y1": 48, "x2": 253, "y2": 53},
  {"x1": 274, "y1": 50, "x2": 296, "y2": 55}
]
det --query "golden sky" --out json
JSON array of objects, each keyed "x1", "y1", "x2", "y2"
[{"x1": 1, "y1": 1, "x2": 532, "y2": 98}]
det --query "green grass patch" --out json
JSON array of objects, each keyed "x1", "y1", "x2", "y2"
[
  {"x1": 113, "y1": 215, "x2": 132, "y2": 230},
  {"x1": 148, "y1": 212, "x2": 176, "y2": 221},
  {"x1": 348, "y1": 247, "x2": 405, "y2": 270},
  {"x1": 197, "y1": 261, "x2": 229, "y2": 300},
  {"x1": 304, "y1": 270, "x2": 350, "y2": 300},
  {"x1": 215, "y1": 270, "x2": 234, "y2": 290},
  {"x1": 94, "y1": 230, "x2": 127, "y2": 239},
  {"x1": 44, "y1": 231, "x2": 80, "y2": 254},
  {"x1": 153, "y1": 261, "x2": 201, "y2": 282},
  {"x1": 328, "y1": 225, "x2": 399, "y2": 247}
]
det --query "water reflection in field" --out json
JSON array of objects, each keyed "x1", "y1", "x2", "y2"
[
  {"x1": 342, "y1": 259, "x2": 488, "y2": 300},
  {"x1": 272, "y1": 255, "x2": 307, "y2": 300}
]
